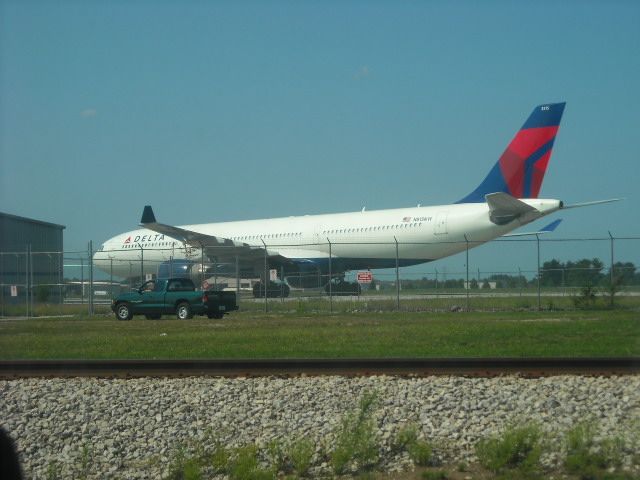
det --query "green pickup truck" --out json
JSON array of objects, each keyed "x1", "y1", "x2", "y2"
[{"x1": 111, "y1": 278, "x2": 238, "y2": 320}]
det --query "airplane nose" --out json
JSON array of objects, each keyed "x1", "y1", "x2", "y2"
[{"x1": 92, "y1": 246, "x2": 111, "y2": 273}]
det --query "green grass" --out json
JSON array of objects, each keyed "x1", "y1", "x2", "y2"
[{"x1": 0, "y1": 309, "x2": 637, "y2": 359}]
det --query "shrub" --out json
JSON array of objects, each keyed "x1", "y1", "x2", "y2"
[
  {"x1": 331, "y1": 391, "x2": 380, "y2": 474},
  {"x1": 572, "y1": 284, "x2": 598, "y2": 309},
  {"x1": 166, "y1": 447, "x2": 202, "y2": 480},
  {"x1": 422, "y1": 471, "x2": 448, "y2": 480},
  {"x1": 289, "y1": 438, "x2": 314, "y2": 477},
  {"x1": 266, "y1": 440, "x2": 287, "y2": 473},
  {"x1": 46, "y1": 460, "x2": 61, "y2": 480},
  {"x1": 393, "y1": 425, "x2": 418, "y2": 451},
  {"x1": 475, "y1": 423, "x2": 544, "y2": 474},
  {"x1": 229, "y1": 445, "x2": 274, "y2": 480},
  {"x1": 393, "y1": 424, "x2": 432, "y2": 466},
  {"x1": 408, "y1": 439, "x2": 433, "y2": 466},
  {"x1": 210, "y1": 442, "x2": 231, "y2": 474},
  {"x1": 564, "y1": 422, "x2": 623, "y2": 478},
  {"x1": 79, "y1": 443, "x2": 93, "y2": 480}
]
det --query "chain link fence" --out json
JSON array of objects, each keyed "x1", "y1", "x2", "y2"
[{"x1": 1, "y1": 235, "x2": 638, "y2": 317}]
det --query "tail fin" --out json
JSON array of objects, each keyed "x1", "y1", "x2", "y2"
[{"x1": 457, "y1": 102, "x2": 566, "y2": 203}]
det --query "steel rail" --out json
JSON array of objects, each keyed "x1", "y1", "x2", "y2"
[{"x1": 0, "y1": 358, "x2": 638, "y2": 378}]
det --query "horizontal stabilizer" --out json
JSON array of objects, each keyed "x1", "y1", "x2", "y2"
[
  {"x1": 539, "y1": 218, "x2": 562, "y2": 232},
  {"x1": 502, "y1": 218, "x2": 562, "y2": 237},
  {"x1": 485, "y1": 192, "x2": 539, "y2": 225}
]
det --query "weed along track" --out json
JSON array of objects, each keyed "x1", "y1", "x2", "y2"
[
  {"x1": 2, "y1": 374, "x2": 639, "y2": 479},
  {"x1": 0, "y1": 357, "x2": 638, "y2": 378}
]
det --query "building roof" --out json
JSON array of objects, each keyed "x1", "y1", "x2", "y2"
[{"x1": 0, "y1": 211, "x2": 66, "y2": 230}]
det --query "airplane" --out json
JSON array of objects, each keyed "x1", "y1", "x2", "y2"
[{"x1": 93, "y1": 102, "x2": 618, "y2": 293}]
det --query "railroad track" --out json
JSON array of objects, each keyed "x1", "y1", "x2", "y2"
[{"x1": 0, "y1": 357, "x2": 638, "y2": 378}]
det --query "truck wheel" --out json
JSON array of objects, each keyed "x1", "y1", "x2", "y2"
[
  {"x1": 176, "y1": 302, "x2": 193, "y2": 320},
  {"x1": 116, "y1": 303, "x2": 133, "y2": 321}
]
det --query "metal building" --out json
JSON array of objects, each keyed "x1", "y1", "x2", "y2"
[{"x1": 0, "y1": 212, "x2": 65, "y2": 305}]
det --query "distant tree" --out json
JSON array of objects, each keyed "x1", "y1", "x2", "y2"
[
  {"x1": 481, "y1": 280, "x2": 491, "y2": 289},
  {"x1": 541, "y1": 259, "x2": 564, "y2": 287},
  {"x1": 609, "y1": 262, "x2": 636, "y2": 285},
  {"x1": 469, "y1": 278, "x2": 479, "y2": 289},
  {"x1": 565, "y1": 258, "x2": 604, "y2": 287}
]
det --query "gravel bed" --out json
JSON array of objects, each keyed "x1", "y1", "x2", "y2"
[{"x1": 1, "y1": 375, "x2": 639, "y2": 479}]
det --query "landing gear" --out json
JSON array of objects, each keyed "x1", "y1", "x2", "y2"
[
  {"x1": 325, "y1": 279, "x2": 361, "y2": 296},
  {"x1": 253, "y1": 281, "x2": 290, "y2": 298}
]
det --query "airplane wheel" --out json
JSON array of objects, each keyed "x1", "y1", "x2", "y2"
[
  {"x1": 116, "y1": 303, "x2": 133, "y2": 321},
  {"x1": 176, "y1": 302, "x2": 193, "y2": 320}
]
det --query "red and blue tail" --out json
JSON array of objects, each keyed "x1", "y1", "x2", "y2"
[{"x1": 457, "y1": 102, "x2": 566, "y2": 203}]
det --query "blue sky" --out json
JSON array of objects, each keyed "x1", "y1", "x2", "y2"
[{"x1": 1, "y1": 1, "x2": 639, "y2": 276}]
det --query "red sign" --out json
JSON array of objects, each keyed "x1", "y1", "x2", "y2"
[{"x1": 357, "y1": 271, "x2": 373, "y2": 283}]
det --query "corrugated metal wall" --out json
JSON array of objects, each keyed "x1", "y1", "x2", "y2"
[{"x1": 0, "y1": 213, "x2": 65, "y2": 304}]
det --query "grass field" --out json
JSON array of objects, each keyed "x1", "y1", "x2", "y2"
[{"x1": 0, "y1": 309, "x2": 637, "y2": 360}]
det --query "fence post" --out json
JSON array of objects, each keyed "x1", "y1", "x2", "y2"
[
  {"x1": 609, "y1": 231, "x2": 615, "y2": 307},
  {"x1": 0, "y1": 252, "x2": 3, "y2": 318},
  {"x1": 518, "y1": 267, "x2": 522, "y2": 297},
  {"x1": 435, "y1": 268, "x2": 438, "y2": 298},
  {"x1": 261, "y1": 239, "x2": 268, "y2": 313},
  {"x1": 235, "y1": 255, "x2": 240, "y2": 307},
  {"x1": 464, "y1": 235, "x2": 469, "y2": 310},
  {"x1": 110, "y1": 258, "x2": 114, "y2": 300},
  {"x1": 394, "y1": 236, "x2": 400, "y2": 310},
  {"x1": 30, "y1": 245, "x2": 34, "y2": 316},
  {"x1": 280, "y1": 265, "x2": 284, "y2": 303},
  {"x1": 536, "y1": 234, "x2": 541, "y2": 311},
  {"x1": 201, "y1": 246, "x2": 205, "y2": 288},
  {"x1": 25, "y1": 245, "x2": 30, "y2": 318},
  {"x1": 80, "y1": 257, "x2": 84, "y2": 305},
  {"x1": 327, "y1": 238, "x2": 333, "y2": 314},
  {"x1": 59, "y1": 251, "x2": 63, "y2": 311},
  {"x1": 89, "y1": 241, "x2": 94, "y2": 316},
  {"x1": 139, "y1": 245, "x2": 144, "y2": 283}
]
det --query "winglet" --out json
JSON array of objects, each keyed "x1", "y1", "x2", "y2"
[{"x1": 141, "y1": 205, "x2": 156, "y2": 224}]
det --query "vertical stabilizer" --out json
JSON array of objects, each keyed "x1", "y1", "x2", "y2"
[{"x1": 457, "y1": 102, "x2": 565, "y2": 203}]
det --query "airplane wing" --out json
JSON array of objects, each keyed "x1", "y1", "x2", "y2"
[
  {"x1": 140, "y1": 206, "x2": 275, "y2": 263},
  {"x1": 139, "y1": 206, "x2": 329, "y2": 267}
]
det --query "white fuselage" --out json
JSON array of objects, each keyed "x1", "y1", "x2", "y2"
[{"x1": 93, "y1": 198, "x2": 561, "y2": 279}]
